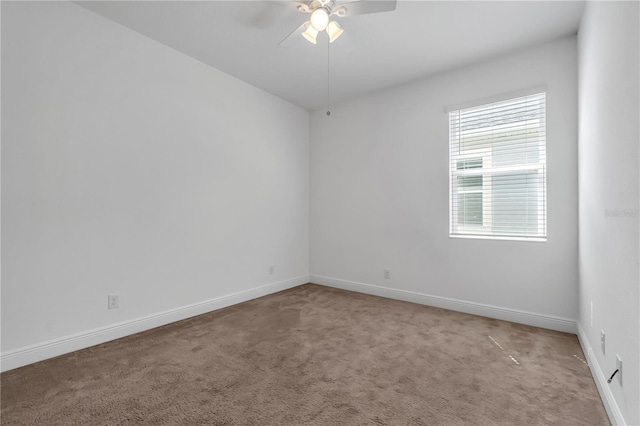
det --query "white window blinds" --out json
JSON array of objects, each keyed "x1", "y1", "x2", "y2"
[{"x1": 449, "y1": 92, "x2": 547, "y2": 240}]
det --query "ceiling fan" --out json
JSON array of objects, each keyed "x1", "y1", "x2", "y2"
[{"x1": 279, "y1": 0, "x2": 397, "y2": 45}]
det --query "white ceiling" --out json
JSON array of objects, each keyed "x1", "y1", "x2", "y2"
[{"x1": 76, "y1": 0, "x2": 585, "y2": 110}]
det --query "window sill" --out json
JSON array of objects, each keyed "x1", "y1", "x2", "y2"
[{"x1": 449, "y1": 234, "x2": 547, "y2": 243}]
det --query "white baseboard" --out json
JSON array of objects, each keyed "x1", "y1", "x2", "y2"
[
  {"x1": 577, "y1": 323, "x2": 626, "y2": 426},
  {"x1": 1, "y1": 275, "x2": 309, "y2": 373},
  {"x1": 311, "y1": 275, "x2": 577, "y2": 334}
]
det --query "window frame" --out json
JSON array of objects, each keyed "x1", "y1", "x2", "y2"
[{"x1": 447, "y1": 88, "x2": 548, "y2": 242}]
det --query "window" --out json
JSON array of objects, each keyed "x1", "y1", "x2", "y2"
[{"x1": 449, "y1": 91, "x2": 546, "y2": 240}]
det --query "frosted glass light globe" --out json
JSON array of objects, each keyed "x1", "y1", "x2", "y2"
[{"x1": 310, "y1": 8, "x2": 329, "y2": 31}]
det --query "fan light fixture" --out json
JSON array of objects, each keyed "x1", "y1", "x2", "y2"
[
  {"x1": 301, "y1": 23, "x2": 318, "y2": 44},
  {"x1": 279, "y1": 0, "x2": 397, "y2": 46},
  {"x1": 326, "y1": 21, "x2": 343, "y2": 43},
  {"x1": 309, "y1": 8, "x2": 329, "y2": 31},
  {"x1": 302, "y1": 5, "x2": 342, "y2": 44}
]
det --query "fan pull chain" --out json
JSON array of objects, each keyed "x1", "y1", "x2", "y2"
[{"x1": 326, "y1": 39, "x2": 331, "y2": 116}]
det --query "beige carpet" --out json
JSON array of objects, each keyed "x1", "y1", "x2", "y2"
[{"x1": 1, "y1": 284, "x2": 609, "y2": 425}]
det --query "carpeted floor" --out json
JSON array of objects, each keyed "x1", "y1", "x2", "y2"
[{"x1": 1, "y1": 284, "x2": 609, "y2": 425}]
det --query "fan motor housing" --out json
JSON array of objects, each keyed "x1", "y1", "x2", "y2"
[{"x1": 304, "y1": 0, "x2": 338, "y2": 15}]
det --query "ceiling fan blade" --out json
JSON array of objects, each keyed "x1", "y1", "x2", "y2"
[
  {"x1": 337, "y1": 0, "x2": 397, "y2": 17},
  {"x1": 277, "y1": 21, "x2": 309, "y2": 46},
  {"x1": 272, "y1": 1, "x2": 312, "y2": 13},
  {"x1": 245, "y1": 2, "x2": 284, "y2": 29},
  {"x1": 246, "y1": 1, "x2": 309, "y2": 29},
  {"x1": 291, "y1": 0, "x2": 312, "y2": 13}
]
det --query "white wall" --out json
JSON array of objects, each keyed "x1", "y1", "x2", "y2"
[
  {"x1": 2, "y1": 5, "x2": 637, "y2": 422},
  {"x1": 1, "y1": 2, "x2": 309, "y2": 369},
  {"x1": 311, "y1": 37, "x2": 579, "y2": 329},
  {"x1": 578, "y1": 2, "x2": 640, "y2": 424}
]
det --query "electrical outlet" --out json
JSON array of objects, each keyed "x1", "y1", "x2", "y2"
[
  {"x1": 108, "y1": 293, "x2": 119, "y2": 309},
  {"x1": 384, "y1": 269, "x2": 390, "y2": 279},
  {"x1": 600, "y1": 330, "x2": 605, "y2": 355},
  {"x1": 616, "y1": 355, "x2": 622, "y2": 386},
  {"x1": 269, "y1": 265, "x2": 275, "y2": 275}
]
